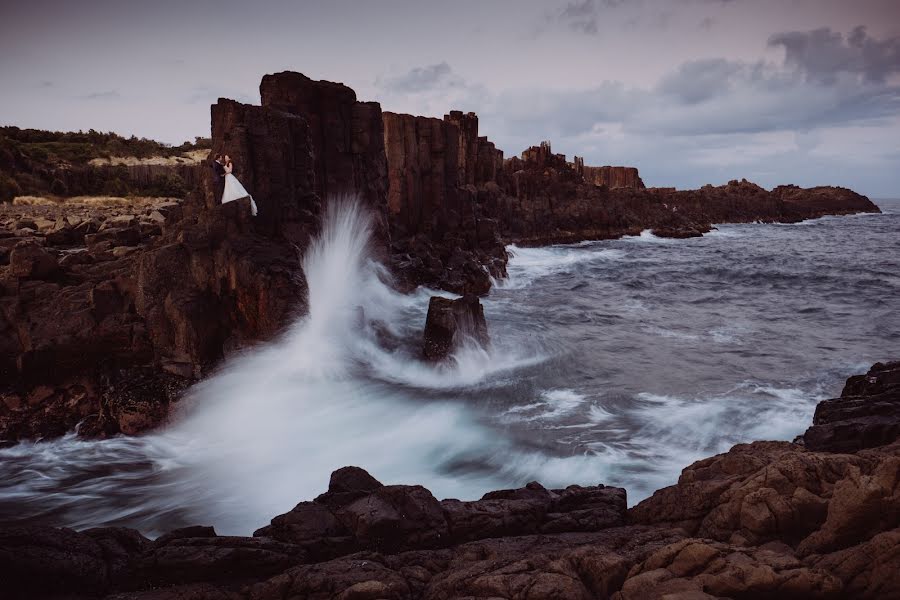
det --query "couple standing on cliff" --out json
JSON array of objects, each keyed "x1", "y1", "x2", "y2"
[{"x1": 212, "y1": 154, "x2": 258, "y2": 216}]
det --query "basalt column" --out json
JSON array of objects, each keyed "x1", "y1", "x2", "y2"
[{"x1": 259, "y1": 71, "x2": 390, "y2": 249}]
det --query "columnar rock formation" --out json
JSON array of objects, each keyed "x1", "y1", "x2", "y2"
[
  {"x1": 383, "y1": 110, "x2": 508, "y2": 294},
  {"x1": 382, "y1": 112, "x2": 462, "y2": 234},
  {"x1": 0, "y1": 70, "x2": 883, "y2": 443},
  {"x1": 1, "y1": 72, "x2": 393, "y2": 441},
  {"x1": 579, "y1": 164, "x2": 645, "y2": 189},
  {"x1": 2, "y1": 361, "x2": 898, "y2": 599},
  {"x1": 421, "y1": 294, "x2": 489, "y2": 361},
  {"x1": 210, "y1": 71, "x2": 389, "y2": 247}
]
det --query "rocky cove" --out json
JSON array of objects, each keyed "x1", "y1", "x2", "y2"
[
  {"x1": 0, "y1": 72, "x2": 897, "y2": 599},
  {"x1": 0, "y1": 72, "x2": 881, "y2": 441},
  {"x1": 2, "y1": 361, "x2": 899, "y2": 599}
]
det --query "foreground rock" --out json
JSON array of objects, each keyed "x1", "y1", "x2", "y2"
[
  {"x1": 422, "y1": 294, "x2": 489, "y2": 361},
  {"x1": 802, "y1": 360, "x2": 900, "y2": 452},
  {"x1": 1, "y1": 361, "x2": 898, "y2": 599}
]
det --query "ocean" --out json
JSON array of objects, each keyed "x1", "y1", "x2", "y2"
[{"x1": 1, "y1": 198, "x2": 897, "y2": 536}]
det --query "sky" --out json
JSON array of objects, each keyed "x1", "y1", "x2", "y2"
[{"x1": 1, "y1": 0, "x2": 899, "y2": 195}]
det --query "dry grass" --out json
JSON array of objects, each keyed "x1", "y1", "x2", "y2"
[
  {"x1": 12, "y1": 195, "x2": 62, "y2": 206},
  {"x1": 88, "y1": 149, "x2": 207, "y2": 167},
  {"x1": 12, "y1": 195, "x2": 181, "y2": 208}
]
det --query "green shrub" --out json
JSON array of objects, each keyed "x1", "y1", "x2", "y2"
[
  {"x1": 149, "y1": 173, "x2": 186, "y2": 197},
  {"x1": 102, "y1": 177, "x2": 130, "y2": 197},
  {"x1": 49, "y1": 178, "x2": 68, "y2": 196},
  {"x1": 0, "y1": 172, "x2": 22, "y2": 202}
]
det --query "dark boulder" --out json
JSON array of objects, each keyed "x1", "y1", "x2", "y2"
[
  {"x1": 85, "y1": 225, "x2": 141, "y2": 248},
  {"x1": 8, "y1": 242, "x2": 58, "y2": 279},
  {"x1": 803, "y1": 361, "x2": 900, "y2": 452},
  {"x1": 0, "y1": 524, "x2": 150, "y2": 599},
  {"x1": 422, "y1": 294, "x2": 489, "y2": 361},
  {"x1": 130, "y1": 532, "x2": 306, "y2": 589}
]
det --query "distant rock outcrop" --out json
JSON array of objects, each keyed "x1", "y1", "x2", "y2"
[{"x1": 578, "y1": 161, "x2": 646, "y2": 189}]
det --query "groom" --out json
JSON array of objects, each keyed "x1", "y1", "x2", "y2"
[{"x1": 211, "y1": 153, "x2": 226, "y2": 202}]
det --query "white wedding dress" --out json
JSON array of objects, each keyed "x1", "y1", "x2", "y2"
[{"x1": 222, "y1": 163, "x2": 258, "y2": 216}]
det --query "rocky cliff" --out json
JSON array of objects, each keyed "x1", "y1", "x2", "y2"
[
  {"x1": 2, "y1": 361, "x2": 897, "y2": 599},
  {"x1": 0, "y1": 70, "x2": 883, "y2": 443},
  {"x1": 578, "y1": 162, "x2": 645, "y2": 189},
  {"x1": 383, "y1": 111, "x2": 507, "y2": 295},
  {"x1": 0, "y1": 72, "x2": 391, "y2": 441},
  {"x1": 383, "y1": 129, "x2": 879, "y2": 292}
]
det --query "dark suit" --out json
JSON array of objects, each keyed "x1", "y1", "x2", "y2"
[{"x1": 212, "y1": 159, "x2": 226, "y2": 202}]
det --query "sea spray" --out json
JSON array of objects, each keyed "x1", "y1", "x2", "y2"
[{"x1": 1, "y1": 199, "x2": 895, "y2": 535}]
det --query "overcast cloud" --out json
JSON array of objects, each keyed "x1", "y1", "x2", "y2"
[{"x1": 1, "y1": 0, "x2": 898, "y2": 195}]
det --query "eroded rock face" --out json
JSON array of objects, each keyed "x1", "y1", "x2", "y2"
[
  {"x1": 629, "y1": 439, "x2": 900, "y2": 552},
  {"x1": 258, "y1": 71, "x2": 390, "y2": 246},
  {"x1": 0, "y1": 198, "x2": 192, "y2": 440},
  {"x1": 383, "y1": 128, "x2": 877, "y2": 295},
  {"x1": 613, "y1": 538, "x2": 843, "y2": 600},
  {"x1": 422, "y1": 294, "x2": 489, "y2": 361}
]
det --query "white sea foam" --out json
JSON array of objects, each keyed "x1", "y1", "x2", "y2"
[
  {"x1": 501, "y1": 389, "x2": 590, "y2": 423},
  {"x1": 499, "y1": 244, "x2": 626, "y2": 289},
  {"x1": 623, "y1": 229, "x2": 672, "y2": 243},
  {"x1": 0, "y1": 198, "x2": 602, "y2": 535},
  {"x1": 616, "y1": 382, "x2": 825, "y2": 500}
]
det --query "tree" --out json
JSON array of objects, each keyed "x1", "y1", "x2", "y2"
[
  {"x1": 0, "y1": 172, "x2": 22, "y2": 202},
  {"x1": 50, "y1": 178, "x2": 68, "y2": 196}
]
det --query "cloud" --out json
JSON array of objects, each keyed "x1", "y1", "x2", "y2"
[
  {"x1": 768, "y1": 26, "x2": 900, "y2": 84},
  {"x1": 81, "y1": 90, "x2": 120, "y2": 100},
  {"x1": 656, "y1": 58, "x2": 744, "y2": 104},
  {"x1": 375, "y1": 62, "x2": 491, "y2": 119},
  {"x1": 557, "y1": 0, "x2": 633, "y2": 35},
  {"x1": 482, "y1": 28, "x2": 900, "y2": 144},
  {"x1": 559, "y1": 0, "x2": 600, "y2": 35},
  {"x1": 463, "y1": 30, "x2": 898, "y2": 194},
  {"x1": 377, "y1": 62, "x2": 456, "y2": 93}
]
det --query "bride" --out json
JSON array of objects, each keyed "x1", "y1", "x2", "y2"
[{"x1": 221, "y1": 154, "x2": 258, "y2": 216}]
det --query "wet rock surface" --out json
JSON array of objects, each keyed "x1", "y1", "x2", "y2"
[
  {"x1": 422, "y1": 294, "x2": 489, "y2": 361},
  {"x1": 802, "y1": 361, "x2": 900, "y2": 452},
  {"x1": 1, "y1": 361, "x2": 898, "y2": 599}
]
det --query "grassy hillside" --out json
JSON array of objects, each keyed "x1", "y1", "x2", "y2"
[{"x1": 0, "y1": 127, "x2": 211, "y2": 201}]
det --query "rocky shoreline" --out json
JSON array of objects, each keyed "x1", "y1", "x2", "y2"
[
  {"x1": 0, "y1": 71, "x2": 882, "y2": 444},
  {"x1": 1, "y1": 361, "x2": 897, "y2": 599}
]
